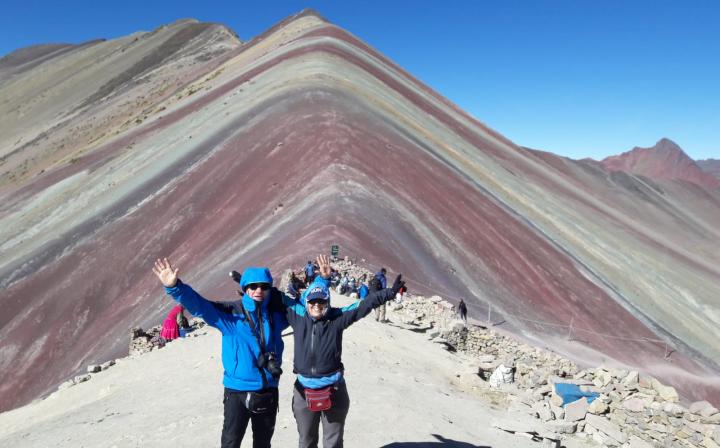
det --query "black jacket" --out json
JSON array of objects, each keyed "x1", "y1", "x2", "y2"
[{"x1": 272, "y1": 278, "x2": 395, "y2": 377}]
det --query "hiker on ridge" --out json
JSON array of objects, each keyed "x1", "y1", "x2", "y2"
[
  {"x1": 153, "y1": 258, "x2": 287, "y2": 448},
  {"x1": 458, "y1": 299, "x2": 468, "y2": 323},
  {"x1": 374, "y1": 267, "x2": 387, "y2": 289},
  {"x1": 369, "y1": 277, "x2": 386, "y2": 322},
  {"x1": 270, "y1": 254, "x2": 404, "y2": 448},
  {"x1": 304, "y1": 260, "x2": 315, "y2": 286}
]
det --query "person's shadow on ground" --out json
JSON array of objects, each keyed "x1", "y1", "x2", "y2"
[{"x1": 381, "y1": 433, "x2": 490, "y2": 447}]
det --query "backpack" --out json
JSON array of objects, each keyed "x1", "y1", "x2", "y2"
[{"x1": 176, "y1": 311, "x2": 189, "y2": 329}]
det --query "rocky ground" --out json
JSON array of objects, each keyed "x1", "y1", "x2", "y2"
[{"x1": 400, "y1": 294, "x2": 720, "y2": 447}]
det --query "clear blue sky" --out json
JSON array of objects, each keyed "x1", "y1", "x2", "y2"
[{"x1": 1, "y1": 0, "x2": 719, "y2": 160}]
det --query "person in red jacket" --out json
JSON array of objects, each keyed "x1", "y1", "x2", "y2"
[{"x1": 160, "y1": 304, "x2": 184, "y2": 341}]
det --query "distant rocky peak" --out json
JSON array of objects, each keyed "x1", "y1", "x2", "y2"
[
  {"x1": 602, "y1": 139, "x2": 720, "y2": 190},
  {"x1": 627, "y1": 138, "x2": 688, "y2": 161},
  {"x1": 697, "y1": 159, "x2": 720, "y2": 179},
  {"x1": 654, "y1": 137, "x2": 683, "y2": 152}
]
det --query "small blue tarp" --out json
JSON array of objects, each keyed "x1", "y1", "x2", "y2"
[{"x1": 555, "y1": 383, "x2": 599, "y2": 406}]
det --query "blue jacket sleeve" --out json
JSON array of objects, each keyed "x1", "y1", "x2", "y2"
[{"x1": 164, "y1": 280, "x2": 230, "y2": 333}]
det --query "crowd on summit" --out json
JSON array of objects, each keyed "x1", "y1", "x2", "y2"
[{"x1": 288, "y1": 260, "x2": 406, "y2": 324}]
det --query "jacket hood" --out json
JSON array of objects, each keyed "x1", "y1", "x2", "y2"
[
  {"x1": 230, "y1": 267, "x2": 272, "y2": 313},
  {"x1": 239, "y1": 267, "x2": 273, "y2": 290}
]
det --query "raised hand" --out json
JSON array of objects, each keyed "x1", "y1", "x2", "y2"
[
  {"x1": 153, "y1": 257, "x2": 179, "y2": 288},
  {"x1": 316, "y1": 254, "x2": 331, "y2": 279},
  {"x1": 391, "y1": 274, "x2": 405, "y2": 295}
]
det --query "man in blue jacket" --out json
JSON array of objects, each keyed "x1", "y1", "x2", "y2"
[
  {"x1": 153, "y1": 258, "x2": 287, "y2": 448},
  {"x1": 273, "y1": 255, "x2": 403, "y2": 448}
]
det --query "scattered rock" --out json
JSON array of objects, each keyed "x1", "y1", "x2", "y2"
[
  {"x1": 663, "y1": 402, "x2": 685, "y2": 417},
  {"x1": 490, "y1": 415, "x2": 560, "y2": 440},
  {"x1": 623, "y1": 397, "x2": 646, "y2": 413},
  {"x1": 547, "y1": 421, "x2": 577, "y2": 434},
  {"x1": 652, "y1": 378, "x2": 679, "y2": 402},
  {"x1": 626, "y1": 435, "x2": 654, "y2": 448},
  {"x1": 101, "y1": 360, "x2": 115, "y2": 370},
  {"x1": 588, "y1": 399, "x2": 609, "y2": 415},
  {"x1": 532, "y1": 402, "x2": 553, "y2": 421},
  {"x1": 549, "y1": 393, "x2": 564, "y2": 407},
  {"x1": 369, "y1": 288, "x2": 720, "y2": 448},
  {"x1": 621, "y1": 371, "x2": 639, "y2": 388},
  {"x1": 585, "y1": 413, "x2": 627, "y2": 444},
  {"x1": 476, "y1": 354, "x2": 495, "y2": 363},
  {"x1": 564, "y1": 397, "x2": 589, "y2": 422},
  {"x1": 593, "y1": 369, "x2": 613, "y2": 388},
  {"x1": 74, "y1": 374, "x2": 91, "y2": 384}
]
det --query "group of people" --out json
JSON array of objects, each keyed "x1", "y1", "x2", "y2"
[
  {"x1": 327, "y1": 267, "x2": 402, "y2": 323},
  {"x1": 153, "y1": 255, "x2": 404, "y2": 448}
]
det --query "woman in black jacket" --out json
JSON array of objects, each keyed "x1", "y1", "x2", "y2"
[{"x1": 273, "y1": 255, "x2": 403, "y2": 448}]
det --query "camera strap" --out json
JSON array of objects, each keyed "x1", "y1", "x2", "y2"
[{"x1": 239, "y1": 302, "x2": 270, "y2": 389}]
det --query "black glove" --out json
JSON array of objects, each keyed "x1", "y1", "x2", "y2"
[
  {"x1": 390, "y1": 274, "x2": 405, "y2": 296},
  {"x1": 268, "y1": 287, "x2": 286, "y2": 313},
  {"x1": 229, "y1": 270, "x2": 241, "y2": 284}
]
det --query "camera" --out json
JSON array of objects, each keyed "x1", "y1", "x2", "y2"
[{"x1": 258, "y1": 352, "x2": 283, "y2": 378}]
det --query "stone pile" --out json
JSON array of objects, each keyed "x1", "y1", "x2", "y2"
[
  {"x1": 129, "y1": 318, "x2": 206, "y2": 356},
  {"x1": 331, "y1": 258, "x2": 374, "y2": 282},
  {"x1": 387, "y1": 294, "x2": 720, "y2": 448},
  {"x1": 128, "y1": 325, "x2": 165, "y2": 356}
]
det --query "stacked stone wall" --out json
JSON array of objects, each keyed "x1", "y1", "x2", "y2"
[{"x1": 389, "y1": 294, "x2": 720, "y2": 448}]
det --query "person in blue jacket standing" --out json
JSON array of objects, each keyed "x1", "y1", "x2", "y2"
[
  {"x1": 374, "y1": 267, "x2": 387, "y2": 289},
  {"x1": 357, "y1": 281, "x2": 369, "y2": 300},
  {"x1": 304, "y1": 260, "x2": 316, "y2": 286},
  {"x1": 153, "y1": 257, "x2": 287, "y2": 448}
]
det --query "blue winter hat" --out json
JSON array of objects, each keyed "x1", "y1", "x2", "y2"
[
  {"x1": 301, "y1": 279, "x2": 331, "y2": 307},
  {"x1": 306, "y1": 286, "x2": 329, "y2": 302},
  {"x1": 239, "y1": 267, "x2": 273, "y2": 291}
]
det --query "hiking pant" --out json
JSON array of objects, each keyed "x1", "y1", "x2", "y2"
[
  {"x1": 374, "y1": 303, "x2": 386, "y2": 322},
  {"x1": 221, "y1": 388, "x2": 278, "y2": 448},
  {"x1": 292, "y1": 381, "x2": 350, "y2": 448}
]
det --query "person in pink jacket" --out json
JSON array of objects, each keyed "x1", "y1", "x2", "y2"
[{"x1": 160, "y1": 304, "x2": 184, "y2": 340}]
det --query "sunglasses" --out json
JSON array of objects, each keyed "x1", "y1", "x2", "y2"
[
  {"x1": 246, "y1": 283, "x2": 270, "y2": 291},
  {"x1": 307, "y1": 299, "x2": 328, "y2": 307}
]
